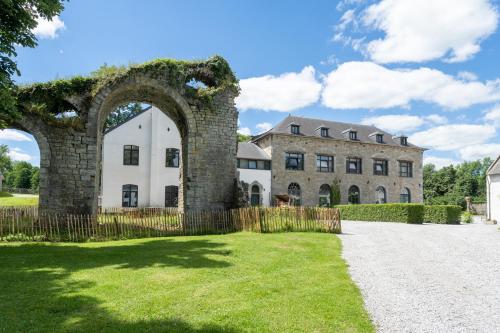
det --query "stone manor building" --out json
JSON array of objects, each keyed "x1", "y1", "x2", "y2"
[
  {"x1": 100, "y1": 108, "x2": 424, "y2": 208},
  {"x1": 252, "y1": 115, "x2": 425, "y2": 206}
]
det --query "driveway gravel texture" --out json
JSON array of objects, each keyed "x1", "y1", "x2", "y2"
[{"x1": 338, "y1": 221, "x2": 500, "y2": 333}]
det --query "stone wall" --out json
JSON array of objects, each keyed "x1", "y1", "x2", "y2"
[
  {"x1": 13, "y1": 58, "x2": 239, "y2": 215},
  {"x1": 256, "y1": 134, "x2": 424, "y2": 206}
]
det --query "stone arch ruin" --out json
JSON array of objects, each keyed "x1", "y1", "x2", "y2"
[{"x1": 9, "y1": 56, "x2": 239, "y2": 215}]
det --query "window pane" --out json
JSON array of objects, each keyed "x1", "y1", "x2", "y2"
[
  {"x1": 166, "y1": 148, "x2": 180, "y2": 167},
  {"x1": 248, "y1": 160, "x2": 257, "y2": 169},
  {"x1": 240, "y1": 159, "x2": 249, "y2": 169},
  {"x1": 286, "y1": 153, "x2": 304, "y2": 170}
]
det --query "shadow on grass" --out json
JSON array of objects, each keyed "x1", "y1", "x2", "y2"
[{"x1": 0, "y1": 238, "x2": 238, "y2": 332}]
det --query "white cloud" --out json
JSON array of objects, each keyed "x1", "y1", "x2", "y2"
[
  {"x1": 410, "y1": 124, "x2": 496, "y2": 151},
  {"x1": 457, "y1": 71, "x2": 478, "y2": 81},
  {"x1": 425, "y1": 114, "x2": 448, "y2": 125},
  {"x1": 256, "y1": 122, "x2": 273, "y2": 134},
  {"x1": 8, "y1": 148, "x2": 32, "y2": 162},
  {"x1": 484, "y1": 105, "x2": 500, "y2": 127},
  {"x1": 236, "y1": 66, "x2": 322, "y2": 112},
  {"x1": 32, "y1": 16, "x2": 65, "y2": 39},
  {"x1": 361, "y1": 113, "x2": 449, "y2": 133},
  {"x1": 238, "y1": 127, "x2": 252, "y2": 136},
  {"x1": 0, "y1": 129, "x2": 33, "y2": 142},
  {"x1": 459, "y1": 144, "x2": 500, "y2": 160},
  {"x1": 424, "y1": 156, "x2": 460, "y2": 169},
  {"x1": 321, "y1": 62, "x2": 500, "y2": 110},
  {"x1": 361, "y1": 115, "x2": 425, "y2": 133},
  {"x1": 360, "y1": 0, "x2": 498, "y2": 63}
]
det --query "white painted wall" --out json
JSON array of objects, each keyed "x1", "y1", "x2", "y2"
[
  {"x1": 101, "y1": 106, "x2": 180, "y2": 208},
  {"x1": 101, "y1": 109, "x2": 152, "y2": 208},
  {"x1": 487, "y1": 174, "x2": 500, "y2": 222},
  {"x1": 238, "y1": 169, "x2": 272, "y2": 206},
  {"x1": 149, "y1": 107, "x2": 181, "y2": 207}
]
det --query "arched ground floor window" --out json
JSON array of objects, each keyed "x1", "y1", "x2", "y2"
[
  {"x1": 288, "y1": 182, "x2": 302, "y2": 206},
  {"x1": 319, "y1": 184, "x2": 331, "y2": 207},
  {"x1": 250, "y1": 184, "x2": 261, "y2": 206},
  {"x1": 400, "y1": 187, "x2": 411, "y2": 203},
  {"x1": 376, "y1": 186, "x2": 386, "y2": 204},
  {"x1": 348, "y1": 185, "x2": 360, "y2": 204},
  {"x1": 122, "y1": 184, "x2": 138, "y2": 207},
  {"x1": 165, "y1": 185, "x2": 179, "y2": 207}
]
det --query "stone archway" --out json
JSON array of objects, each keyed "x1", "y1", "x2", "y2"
[{"x1": 8, "y1": 56, "x2": 239, "y2": 215}]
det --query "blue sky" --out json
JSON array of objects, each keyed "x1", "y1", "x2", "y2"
[{"x1": 1, "y1": 0, "x2": 500, "y2": 168}]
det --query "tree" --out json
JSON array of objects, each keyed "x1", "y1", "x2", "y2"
[
  {"x1": 0, "y1": 145, "x2": 13, "y2": 174},
  {"x1": 423, "y1": 157, "x2": 494, "y2": 206},
  {"x1": 237, "y1": 133, "x2": 251, "y2": 142},
  {"x1": 330, "y1": 177, "x2": 341, "y2": 206},
  {"x1": 31, "y1": 167, "x2": 39, "y2": 191},
  {"x1": 6, "y1": 161, "x2": 33, "y2": 189},
  {"x1": 104, "y1": 103, "x2": 144, "y2": 130},
  {"x1": 0, "y1": 0, "x2": 66, "y2": 127}
]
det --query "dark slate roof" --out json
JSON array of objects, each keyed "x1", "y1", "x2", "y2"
[
  {"x1": 254, "y1": 115, "x2": 424, "y2": 149},
  {"x1": 237, "y1": 142, "x2": 271, "y2": 160},
  {"x1": 487, "y1": 156, "x2": 500, "y2": 175}
]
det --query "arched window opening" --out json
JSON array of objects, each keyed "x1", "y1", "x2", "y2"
[
  {"x1": 288, "y1": 182, "x2": 302, "y2": 206},
  {"x1": 348, "y1": 185, "x2": 360, "y2": 205},
  {"x1": 122, "y1": 184, "x2": 138, "y2": 207},
  {"x1": 319, "y1": 184, "x2": 331, "y2": 207},
  {"x1": 165, "y1": 186, "x2": 179, "y2": 207},
  {"x1": 376, "y1": 186, "x2": 386, "y2": 204},
  {"x1": 400, "y1": 187, "x2": 411, "y2": 203},
  {"x1": 250, "y1": 184, "x2": 261, "y2": 206}
]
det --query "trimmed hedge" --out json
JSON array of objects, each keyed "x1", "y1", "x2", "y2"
[
  {"x1": 336, "y1": 204, "x2": 424, "y2": 224},
  {"x1": 336, "y1": 203, "x2": 462, "y2": 224},
  {"x1": 424, "y1": 205, "x2": 462, "y2": 224}
]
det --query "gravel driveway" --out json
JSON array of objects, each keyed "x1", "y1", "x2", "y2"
[{"x1": 338, "y1": 221, "x2": 500, "y2": 333}]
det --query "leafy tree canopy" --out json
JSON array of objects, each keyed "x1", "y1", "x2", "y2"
[
  {"x1": 237, "y1": 133, "x2": 251, "y2": 143},
  {"x1": 104, "y1": 103, "x2": 145, "y2": 131},
  {"x1": 0, "y1": 0, "x2": 66, "y2": 127},
  {"x1": 424, "y1": 157, "x2": 492, "y2": 207}
]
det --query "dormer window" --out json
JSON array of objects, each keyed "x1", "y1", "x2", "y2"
[
  {"x1": 320, "y1": 127, "x2": 329, "y2": 137},
  {"x1": 349, "y1": 131, "x2": 358, "y2": 140},
  {"x1": 376, "y1": 134, "x2": 384, "y2": 143},
  {"x1": 291, "y1": 124, "x2": 300, "y2": 135},
  {"x1": 400, "y1": 136, "x2": 408, "y2": 146}
]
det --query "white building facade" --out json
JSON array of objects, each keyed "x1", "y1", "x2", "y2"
[
  {"x1": 100, "y1": 106, "x2": 272, "y2": 208},
  {"x1": 487, "y1": 156, "x2": 500, "y2": 222}
]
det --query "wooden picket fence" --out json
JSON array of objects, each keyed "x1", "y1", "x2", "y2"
[{"x1": 0, "y1": 206, "x2": 341, "y2": 242}]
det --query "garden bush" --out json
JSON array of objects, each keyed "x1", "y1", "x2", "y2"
[
  {"x1": 423, "y1": 205, "x2": 462, "y2": 224},
  {"x1": 336, "y1": 204, "x2": 424, "y2": 224},
  {"x1": 461, "y1": 212, "x2": 473, "y2": 224}
]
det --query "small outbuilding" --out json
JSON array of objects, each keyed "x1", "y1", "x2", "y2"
[{"x1": 486, "y1": 156, "x2": 500, "y2": 222}]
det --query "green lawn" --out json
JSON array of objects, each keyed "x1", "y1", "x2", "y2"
[
  {"x1": 0, "y1": 193, "x2": 38, "y2": 206},
  {"x1": 0, "y1": 232, "x2": 373, "y2": 333}
]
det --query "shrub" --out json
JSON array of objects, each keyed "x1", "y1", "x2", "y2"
[
  {"x1": 423, "y1": 205, "x2": 462, "y2": 224},
  {"x1": 461, "y1": 212, "x2": 473, "y2": 224},
  {"x1": 336, "y1": 204, "x2": 424, "y2": 224},
  {"x1": 330, "y1": 178, "x2": 341, "y2": 206}
]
